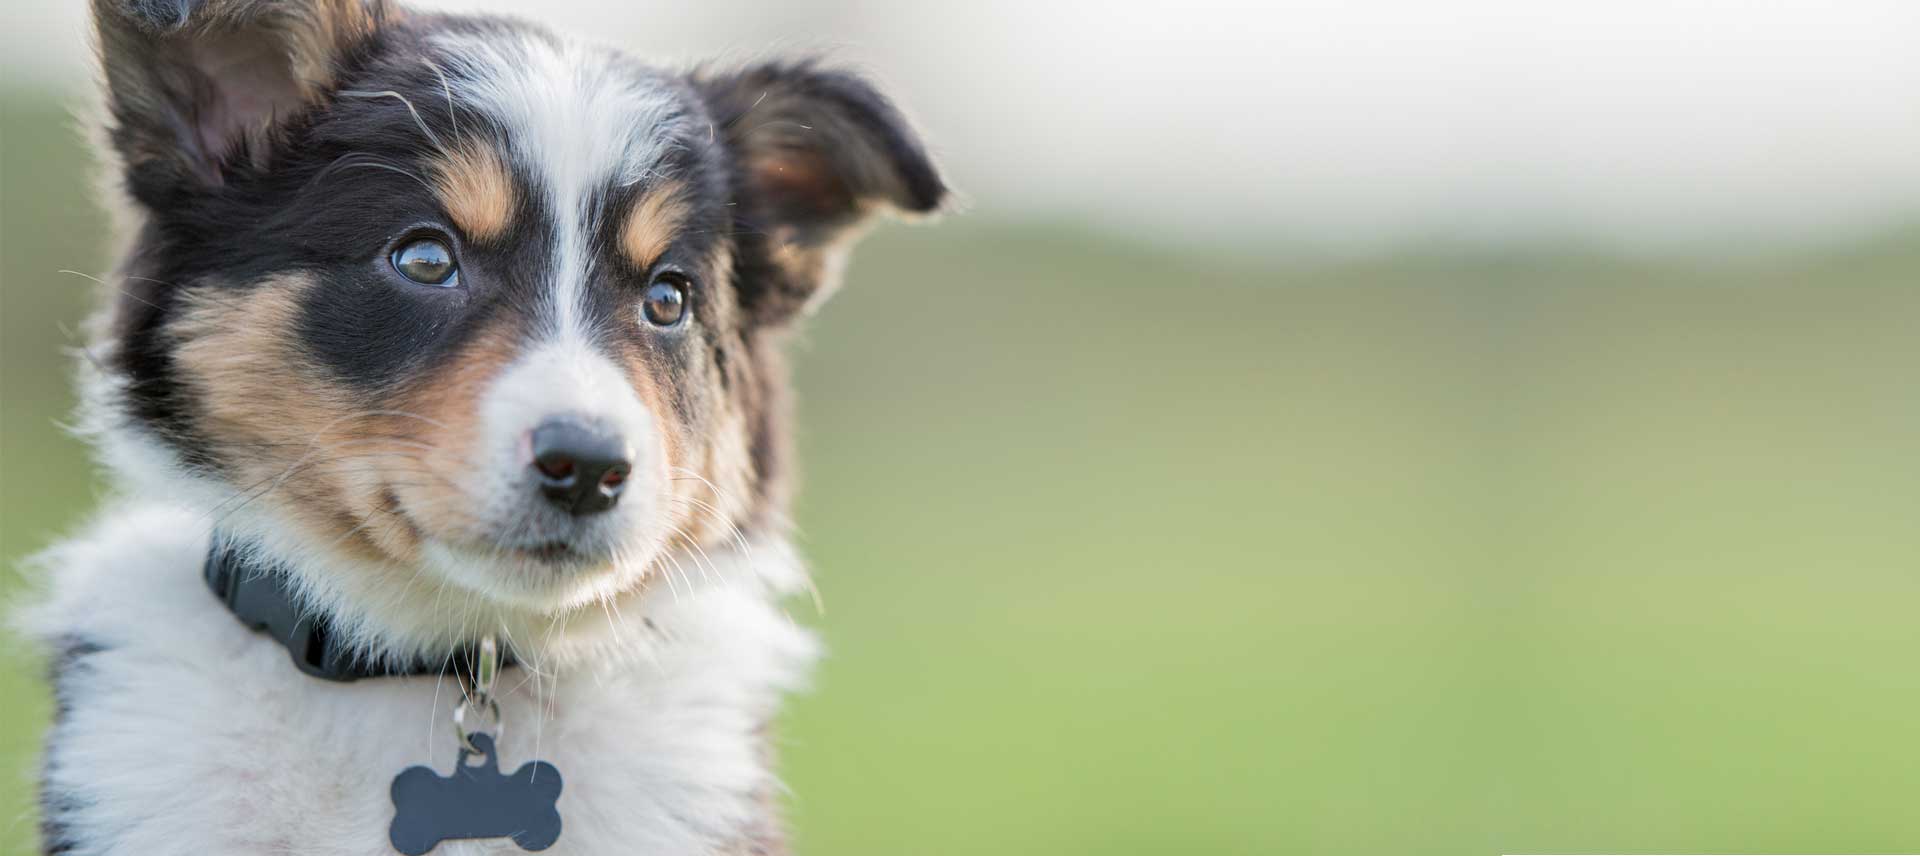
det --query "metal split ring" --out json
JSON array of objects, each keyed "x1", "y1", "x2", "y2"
[{"x1": 454, "y1": 695, "x2": 502, "y2": 754}]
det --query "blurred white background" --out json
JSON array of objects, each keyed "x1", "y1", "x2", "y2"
[{"x1": 8, "y1": 0, "x2": 1920, "y2": 255}]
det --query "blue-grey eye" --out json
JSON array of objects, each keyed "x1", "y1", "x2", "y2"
[
  {"x1": 391, "y1": 237, "x2": 458, "y2": 286},
  {"x1": 642, "y1": 275, "x2": 688, "y2": 326}
]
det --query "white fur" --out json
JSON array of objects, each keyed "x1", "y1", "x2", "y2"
[{"x1": 20, "y1": 501, "x2": 818, "y2": 855}]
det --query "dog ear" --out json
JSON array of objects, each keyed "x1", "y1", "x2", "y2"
[
  {"x1": 693, "y1": 61, "x2": 947, "y2": 326},
  {"x1": 91, "y1": 0, "x2": 387, "y2": 206}
]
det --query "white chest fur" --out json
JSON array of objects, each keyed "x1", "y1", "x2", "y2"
[{"x1": 21, "y1": 503, "x2": 818, "y2": 855}]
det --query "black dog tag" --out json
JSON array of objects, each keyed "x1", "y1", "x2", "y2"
[{"x1": 389, "y1": 732, "x2": 563, "y2": 854}]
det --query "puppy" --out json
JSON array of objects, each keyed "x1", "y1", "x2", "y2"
[{"x1": 20, "y1": 1, "x2": 943, "y2": 853}]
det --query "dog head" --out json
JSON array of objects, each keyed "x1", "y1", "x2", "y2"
[{"x1": 82, "y1": 0, "x2": 943, "y2": 643}]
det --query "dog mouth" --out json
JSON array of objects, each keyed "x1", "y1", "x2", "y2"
[
  {"x1": 379, "y1": 491, "x2": 616, "y2": 572},
  {"x1": 513, "y1": 540, "x2": 586, "y2": 564},
  {"x1": 497, "y1": 532, "x2": 631, "y2": 574}
]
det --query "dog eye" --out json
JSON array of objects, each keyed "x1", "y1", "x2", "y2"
[
  {"x1": 641, "y1": 274, "x2": 689, "y2": 327},
  {"x1": 391, "y1": 238, "x2": 459, "y2": 286}
]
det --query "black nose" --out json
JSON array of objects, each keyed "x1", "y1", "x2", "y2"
[{"x1": 530, "y1": 420, "x2": 632, "y2": 515}]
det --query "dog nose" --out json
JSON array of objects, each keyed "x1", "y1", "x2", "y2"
[{"x1": 529, "y1": 420, "x2": 631, "y2": 515}]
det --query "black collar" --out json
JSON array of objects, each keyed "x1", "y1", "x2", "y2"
[{"x1": 204, "y1": 534, "x2": 513, "y2": 682}]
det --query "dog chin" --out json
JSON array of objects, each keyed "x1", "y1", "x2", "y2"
[{"x1": 416, "y1": 535, "x2": 654, "y2": 612}]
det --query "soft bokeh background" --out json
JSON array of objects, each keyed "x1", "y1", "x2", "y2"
[{"x1": 6, "y1": 2, "x2": 1920, "y2": 854}]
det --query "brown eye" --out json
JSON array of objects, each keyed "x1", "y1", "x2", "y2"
[
  {"x1": 641, "y1": 275, "x2": 688, "y2": 327},
  {"x1": 391, "y1": 237, "x2": 458, "y2": 286}
]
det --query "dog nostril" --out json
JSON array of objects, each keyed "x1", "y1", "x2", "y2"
[
  {"x1": 533, "y1": 454, "x2": 576, "y2": 482},
  {"x1": 528, "y1": 420, "x2": 632, "y2": 515},
  {"x1": 599, "y1": 466, "x2": 628, "y2": 490}
]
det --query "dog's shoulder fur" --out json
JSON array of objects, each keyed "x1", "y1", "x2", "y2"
[{"x1": 23, "y1": 500, "x2": 818, "y2": 854}]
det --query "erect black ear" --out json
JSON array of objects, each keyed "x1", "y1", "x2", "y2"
[
  {"x1": 91, "y1": 0, "x2": 387, "y2": 206},
  {"x1": 693, "y1": 61, "x2": 947, "y2": 325}
]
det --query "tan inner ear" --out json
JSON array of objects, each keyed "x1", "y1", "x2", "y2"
[
  {"x1": 429, "y1": 141, "x2": 518, "y2": 242},
  {"x1": 109, "y1": 0, "x2": 387, "y2": 171},
  {"x1": 620, "y1": 182, "x2": 691, "y2": 269},
  {"x1": 278, "y1": 0, "x2": 385, "y2": 96},
  {"x1": 748, "y1": 151, "x2": 856, "y2": 222}
]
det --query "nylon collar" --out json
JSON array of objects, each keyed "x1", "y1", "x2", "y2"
[{"x1": 203, "y1": 534, "x2": 513, "y2": 682}]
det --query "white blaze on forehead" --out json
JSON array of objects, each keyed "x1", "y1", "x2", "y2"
[{"x1": 434, "y1": 29, "x2": 685, "y2": 339}]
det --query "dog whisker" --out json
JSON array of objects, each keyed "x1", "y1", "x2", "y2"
[{"x1": 337, "y1": 89, "x2": 450, "y2": 155}]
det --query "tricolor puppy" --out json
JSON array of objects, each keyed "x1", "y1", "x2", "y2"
[{"x1": 23, "y1": 0, "x2": 943, "y2": 853}]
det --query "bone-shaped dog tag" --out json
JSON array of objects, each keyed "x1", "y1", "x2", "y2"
[{"x1": 389, "y1": 732, "x2": 563, "y2": 854}]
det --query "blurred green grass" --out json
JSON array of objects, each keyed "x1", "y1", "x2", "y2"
[{"x1": 7, "y1": 89, "x2": 1920, "y2": 854}]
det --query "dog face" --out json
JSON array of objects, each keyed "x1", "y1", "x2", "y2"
[{"x1": 87, "y1": 0, "x2": 943, "y2": 613}]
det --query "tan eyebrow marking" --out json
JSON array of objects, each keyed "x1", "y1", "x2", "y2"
[
  {"x1": 620, "y1": 181, "x2": 692, "y2": 268},
  {"x1": 428, "y1": 140, "x2": 517, "y2": 242}
]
